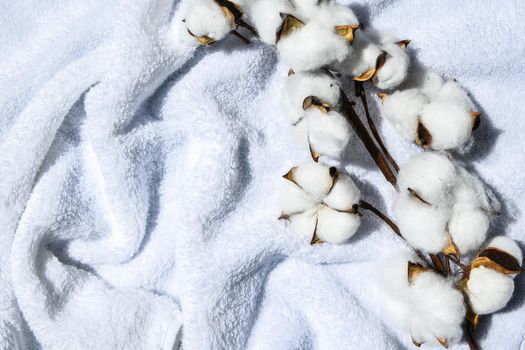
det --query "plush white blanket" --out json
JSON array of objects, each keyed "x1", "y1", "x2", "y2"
[{"x1": 1, "y1": 0, "x2": 524, "y2": 349}]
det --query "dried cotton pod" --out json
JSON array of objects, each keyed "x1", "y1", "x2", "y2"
[{"x1": 280, "y1": 163, "x2": 361, "y2": 244}]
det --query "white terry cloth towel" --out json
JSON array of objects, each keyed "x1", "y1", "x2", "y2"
[{"x1": 1, "y1": 0, "x2": 525, "y2": 349}]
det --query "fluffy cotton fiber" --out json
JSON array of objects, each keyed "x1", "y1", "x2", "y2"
[
  {"x1": 307, "y1": 109, "x2": 351, "y2": 159},
  {"x1": 184, "y1": 0, "x2": 233, "y2": 41},
  {"x1": 280, "y1": 162, "x2": 361, "y2": 244},
  {"x1": 394, "y1": 152, "x2": 493, "y2": 254},
  {"x1": 380, "y1": 71, "x2": 478, "y2": 150},
  {"x1": 466, "y1": 266, "x2": 515, "y2": 315},
  {"x1": 336, "y1": 31, "x2": 381, "y2": 78},
  {"x1": 379, "y1": 254, "x2": 466, "y2": 345},
  {"x1": 248, "y1": 0, "x2": 291, "y2": 44},
  {"x1": 381, "y1": 89, "x2": 427, "y2": 140},
  {"x1": 373, "y1": 42, "x2": 409, "y2": 89},
  {"x1": 277, "y1": 21, "x2": 350, "y2": 72},
  {"x1": 282, "y1": 71, "x2": 340, "y2": 124}
]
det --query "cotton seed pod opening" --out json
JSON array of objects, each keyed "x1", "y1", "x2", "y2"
[
  {"x1": 280, "y1": 162, "x2": 361, "y2": 244},
  {"x1": 471, "y1": 237, "x2": 522, "y2": 276}
]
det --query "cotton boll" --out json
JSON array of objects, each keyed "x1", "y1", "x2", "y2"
[
  {"x1": 393, "y1": 195, "x2": 449, "y2": 253},
  {"x1": 313, "y1": 3, "x2": 359, "y2": 29},
  {"x1": 184, "y1": 0, "x2": 232, "y2": 42},
  {"x1": 454, "y1": 167, "x2": 491, "y2": 210},
  {"x1": 316, "y1": 206, "x2": 360, "y2": 243},
  {"x1": 379, "y1": 254, "x2": 465, "y2": 345},
  {"x1": 280, "y1": 181, "x2": 316, "y2": 215},
  {"x1": 336, "y1": 32, "x2": 381, "y2": 78},
  {"x1": 323, "y1": 175, "x2": 360, "y2": 212},
  {"x1": 417, "y1": 71, "x2": 444, "y2": 100},
  {"x1": 283, "y1": 71, "x2": 340, "y2": 124},
  {"x1": 419, "y1": 101, "x2": 473, "y2": 150},
  {"x1": 466, "y1": 266, "x2": 515, "y2": 314},
  {"x1": 373, "y1": 43, "x2": 409, "y2": 89},
  {"x1": 409, "y1": 272, "x2": 466, "y2": 344},
  {"x1": 248, "y1": 0, "x2": 291, "y2": 44},
  {"x1": 381, "y1": 89, "x2": 427, "y2": 140},
  {"x1": 277, "y1": 21, "x2": 350, "y2": 72},
  {"x1": 397, "y1": 151, "x2": 457, "y2": 206},
  {"x1": 448, "y1": 208, "x2": 489, "y2": 254},
  {"x1": 438, "y1": 81, "x2": 475, "y2": 112},
  {"x1": 289, "y1": 208, "x2": 318, "y2": 242},
  {"x1": 290, "y1": 162, "x2": 335, "y2": 200},
  {"x1": 307, "y1": 109, "x2": 351, "y2": 159},
  {"x1": 487, "y1": 236, "x2": 523, "y2": 265}
]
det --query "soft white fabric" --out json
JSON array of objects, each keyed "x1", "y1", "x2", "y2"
[{"x1": 1, "y1": 0, "x2": 525, "y2": 349}]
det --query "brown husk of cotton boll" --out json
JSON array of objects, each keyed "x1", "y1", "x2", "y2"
[
  {"x1": 335, "y1": 24, "x2": 360, "y2": 44},
  {"x1": 407, "y1": 261, "x2": 432, "y2": 284},
  {"x1": 471, "y1": 247, "x2": 522, "y2": 275},
  {"x1": 353, "y1": 50, "x2": 388, "y2": 82},
  {"x1": 303, "y1": 96, "x2": 331, "y2": 113},
  {"x1": 276, "y1": 14, "x2": 305, "y2": 43},
  {"x1": 415, "y1": 121, "x2": 433, "y2": 148},
  {"x1": 186, "y1": 29, "x2": 216, "y2": 45},
  {"x1": 471, "y1": 111, "x2": 481, "y2": 131}
]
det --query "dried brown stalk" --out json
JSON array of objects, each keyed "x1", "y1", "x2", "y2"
[
  {"x1": 355, "y1": 81, "x2": 399, "y2": 172},
  {"x1": 337, "y1": 88, "x2": 397, "y2": 186}
]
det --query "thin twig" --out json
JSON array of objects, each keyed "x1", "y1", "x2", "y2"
[
  {"x1": 238, "y1": 19, "x2": 258, "y2": 36},
  {"x1": 359, "y1": 200, "x2": 425, "y2": 261},
  {"x1": 231, "y1": 30, "x2": 250, "y2": 44},
  {"x1": 429, "y1": 254, "x2": 446, "y2": 275},
  {"x1": 355, "y1": 82, "x2": 399, "y2": 172},
  {"x1": 464, "y1": 321, "x2": 480, "y2": 350},
  {"x1": 338, "y1": 89, "x2": 397, "y2": 186},
  {"x1": 448, "y1": 255, "x2": 468, "y2": 270}
]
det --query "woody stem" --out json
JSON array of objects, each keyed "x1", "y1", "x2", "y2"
[
  {"x1": 355, "y1": 81, "x2": 399, "y2": 172},
  {"x1": 338, "y1": 88, "x2": 397, "y2": 187}
]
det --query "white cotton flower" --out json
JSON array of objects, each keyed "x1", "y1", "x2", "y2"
[
  {"x1": 465, "y1": 266, "x2": 514, "y2": 315},
  {"x1": 393, "y1": 152, "x2": 493, "y2": 255},
  {"x1": 282, "y1": 71, "x2": 340, "y2": 124},
  {"x1": 306, "y1": 109, "x2": 351, "y2": 159},
  {"x1": 280, "y1": 163, "x2": 361, "y2": 244},
  {"x1": 277, "y1": 20, "x2": 350, "y2": 72},
  {"x1": 380, "y1": 72, "x2": 479, "y2": 150},
  {"x1": 373, "y1": 42, "x2": 410, "y2": 89},
  {"x1": 248, "y1": 0, "x2": 291, "y2": 44},
  {"x1": 184, "y1": 0, "x2": 234, "y2": 44},
  {"x1": 379, "y1": 254, "x2": 466, "y2": 346},
  {"x1": 381, "y1": 89, "x2": 427, "y2": 140},
  {"x1": 336, "y1": 31, "x2": 382, "y2": 79}
]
